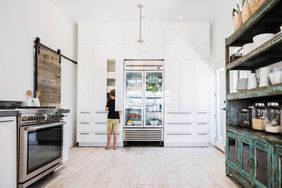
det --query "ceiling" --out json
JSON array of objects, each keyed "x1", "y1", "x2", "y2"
[{"x1": 51, "y1": 0, "x2": 227, "y2": 22}]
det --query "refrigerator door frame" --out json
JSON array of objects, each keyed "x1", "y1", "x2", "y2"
[
  {"x1": 124, "y1": 71, "x2": 144, "y2": 128},
  {"x1": 144, "y1": 70, "x2": 164, "y2": 128}
]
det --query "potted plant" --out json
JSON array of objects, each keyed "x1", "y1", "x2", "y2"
[
  {"x1": 232, "y1": 4, "x2": 242, "y2": 30},
  {"x1": 242, "y1": 0, "x2": 252, "y2": 23},
  {"x1": 249, "y1": 0, "x2": 259, "y2": 14}
]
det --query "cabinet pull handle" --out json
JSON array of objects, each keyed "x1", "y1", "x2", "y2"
[
  {"x1": 96, "y1": 111, "x2": 107, "y2": 114},
  {"x1": 80, "y1": 112, "x2": 90, "y2": 114},
  {"x1": 197, "y1": 133, "x2": 207, "y2": 136},
  {"x1": 95, "y1": 122, "x2": 107, "y2": 125},
  {"x1": 197, "y1": 123, "x2": 208, "y2": 125},
  {"x1": 167, "y1": 133, "x2": 192, "y2": 136},
  {"x1": 80, "y1": 122, "x2": 90, "y2": 125},
  {"x1": 80, "y1": 133, "x2": 90, "y2": 135},
  {"x1": 197, "y1": 112, "x2": 207, "y2": 114},
  {"x1": 0, "y1": 120, "x2": 14, "y2": 123}
]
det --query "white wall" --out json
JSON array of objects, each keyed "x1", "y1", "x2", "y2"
[{"x1": 0, "y1": 0, "x2": 77, "y2": 147}]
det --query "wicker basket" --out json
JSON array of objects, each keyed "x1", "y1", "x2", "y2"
[
  {"x1": 242, "y1": 3, "x2": 252, "y2": 23},
  {"x1": 233, "y1": 13, "x2": 243, "y2": 30}
]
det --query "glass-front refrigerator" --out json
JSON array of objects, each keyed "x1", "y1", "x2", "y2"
[{"x1": 124, "y1": 60, "x2": 164, "y2": 146}]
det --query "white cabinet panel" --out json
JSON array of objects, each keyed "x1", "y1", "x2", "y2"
[
  {"x1": 165, "y1": 28, "x2": 194, "y2": 44},
  {"x1": 78, "y1": 44, "x2": 93, "y2": 59},
  {"x1": 0, "y1": 117, "x2": 17, "y2": 188},
  {"x1": 115, "y1": 59, "x2": 124, "y2": 111},
  {"x1": 78, "y1": 111, "x2": 92, "y2": 121},
  {"x1": 195, "y1": 111, "x2": 209, "y2": 121},
  {"x1": 194, "y1": 60, "x2": 210, "y2": 111},
  {"x1": 194, "y1": 44, "x2": 210, "y2": 59},
  {"x1": 93, "y1": 44, "x2": 123, "y2": 59},
  {"x1": 194, "y1": 122, "x2": 209, "y2": 132},
  {"x1": 179, "y1": 61, "x2": 194, "y2": 111},
  {"x1": 165, "y1": 133, "x2": 194, "y2": 145},
  {"x1": 194, "y1": 132, "x2": 209, "y2": 144},
  {"x1": 165, "y1": 123, "x2": 194, "y2": 132},
  {"x1": 94, "y1": 25, "x2": 123, "y2": 44},
  {"x1": 77, "y1": 60, "x2": 93, "y2": 109},
  {"x1": 165, "y1": 61, "x2": 179, "y2": 112},
  {"x1": 93, "y1": 59, "x2": 107, "y2": 111},
  {"x1": 93, "y1": 111, "x2": 108, "y2": 122},
  {"x1": 77, "y1": 132, "x2": 92, "y2": 143},
  {"x1": 165, "y1": 44, "x2": 194, "y2": 59},
  {"x1": 165, "y1": 113, "x2": 194, "y2": 123},
  {"x1": 77, "y1": 122, "x2": 93, "y2": 132},
  {"x1": 195, "y1": 28, "x2": 210, "y2": 44}
]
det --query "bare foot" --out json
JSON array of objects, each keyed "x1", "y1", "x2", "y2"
[{"x1": 104, "y1": 146, "x2": 110, "y2": 150}]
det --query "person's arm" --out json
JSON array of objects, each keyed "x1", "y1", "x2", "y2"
[
  {"x1": 105, "y1": 100, "x2": 109, "y2": 112},
  {"x1": 119, "y1": 111, "x2": 121, "y2": 123}
]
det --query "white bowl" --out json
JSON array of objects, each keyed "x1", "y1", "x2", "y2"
[
  {"x1": 150, "y1": 120, "x2": 159, "y2": 126},
  {"x1": 269, "y1": 71, "x2": 282, "y2": 85},
  {"x1": 265, "y1": 125, "x2": 282, "y2": 134},
  {"x1": 253, "y1": 33, "x2": 275, "y2": 47},
  {"x1": 236, "y1": 78, "x2": 248, "y2": 91},
  {"x1": 242, "y1": 43, "x2": 254, "y2": 55}
]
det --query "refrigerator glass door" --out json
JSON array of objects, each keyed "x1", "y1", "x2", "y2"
[
  {"x1": 124, "y1": 71, "x2": 144, "y2": 127},
  {"x1": 145, "y1": 71, "x2": 163, "y2": 127}
]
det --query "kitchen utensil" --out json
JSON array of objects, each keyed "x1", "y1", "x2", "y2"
[
  {"x1": 253, "y1": 33, "x2": 275, "y2": 47},
  {"x1": 269, "y1": 71, "x2": 282, "y2": 85},
  {"x1": 247, "y1": 73, "x2": 258, "y2": 89},
  {"x1": 236, "y1": 78, "x2": 248, "y2": 91},
  {"x1": 242, "y1": 43, "x2": 254, "y2": 55}
]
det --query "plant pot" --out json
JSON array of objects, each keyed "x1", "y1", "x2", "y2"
[
  {"x1": 232, "y1": 13, "x2": 243, "y2": 30},
  {"x1": 242, "y1": 3, "x2": 252, "y2": 23},
  {"x1": 249, "y1": 0, "x2": 260, "y2": 13}
]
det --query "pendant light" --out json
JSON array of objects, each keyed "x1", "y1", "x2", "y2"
[{"x1": 137, "y1": 4, "x2": 144, "y2": 43}]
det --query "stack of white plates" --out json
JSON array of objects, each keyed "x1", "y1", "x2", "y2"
[{"x1": 236, "y1": 78, "x2": 248, "y2": 91}]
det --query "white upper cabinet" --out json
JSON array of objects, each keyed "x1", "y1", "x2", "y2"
[
  {"x1": 93, "y1": 59, "x2": 107, "y2": 111},
  {"x1": 194, "y1": 60, "x2": 210, "y2": 111},
  {"x1": 165, "y1": 60, "x2": 180, "y2": 112},
  {"x1": 93, "y1": 44, "x2": 123, "y2": 59},
  {"x1": 179, "y1": 61, "x2": 194, "y2": 112},
  {"x1": 78, "y1": 44, "x2": 93, "y2": 60},
  {"x1": 77, "y1": 60, "x2": 93, "y2": 110},
  {"x1": 164, "y1": 25, "x2": 194, "y2": 44},
  {"x1": 93, "y1": 23, "x2": 124, "y2": 44},
  {"x1": 165, "y1": 44, "x2": 194, "y2": 59},
  {"x1": 78, "y1": 23, "x2": 94, "y2": 44}
]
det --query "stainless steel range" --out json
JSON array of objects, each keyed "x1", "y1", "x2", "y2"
[{"x1": 17, "y1": 108, "x2": 66, "y2": 188}]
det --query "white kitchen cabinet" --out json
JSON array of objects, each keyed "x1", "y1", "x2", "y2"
[
  {"x1": 0, "y1": 116, "x2": 17, "y2": 188},
  {"x1": 179, "y1": 61, "x2": 194, "y2": 112},
  {"x1": 78, "y1": 44, "x2": 93, "y2": 60},
  {"x1": 93, "y1": 59, "x2": 107, "y2": 111},
  {"x1": 165, "y1": 61, "x2": 179, "y2": 112},
  {"x1": 93, "y1": 44, "x2": 123, "y2": 59},
  {"x1": 77, "y1": 60, "x2": 93, "y2": 110},
  {"x1": 164, "y1": 44, "x2": 194, "y2": 59},
  {"x1": 194, "y1": 60, "x2": 210, "y2": 111}
]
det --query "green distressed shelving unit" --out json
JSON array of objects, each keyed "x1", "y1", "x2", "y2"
[{"x1": 225, "y1": 0, "x2": 282, "y2": 188}]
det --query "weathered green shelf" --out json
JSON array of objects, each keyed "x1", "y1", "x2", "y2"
[
  {"x1": 227, "y1": 32, "x2": 282, "y2": 71},
  {"x1": 226, "y1": 0, "x2": 282, "y2": 46},
  {"x1": 227, "y1": 83, "x2": 282, "y2": 100},
  {"x1": 227, "y1": 125, "x2": 282, "y2": 145}
]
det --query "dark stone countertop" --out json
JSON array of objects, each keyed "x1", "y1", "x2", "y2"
[{"x1": 0, "y1": 110, "x2": 19, "y2": 117}]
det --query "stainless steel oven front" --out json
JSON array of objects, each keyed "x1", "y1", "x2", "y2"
[{"x1": 19, "y1": 121, "x2": 64, "y2": 184}]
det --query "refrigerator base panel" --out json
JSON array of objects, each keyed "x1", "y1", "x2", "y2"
[{"x1": 124, "y1": 128, "x2": 163, "y2": 141}]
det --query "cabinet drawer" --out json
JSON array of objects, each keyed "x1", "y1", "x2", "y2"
[
  {"x1": 165, "y1": 133, "x2": 194, "y2": 143},
  {"x1": 166, "y1": 112, "x2": 194, "y2": 122},
  {"x1": 194, "y1": 122, "x2": 209, "y2": 132},
  {"x1": 77, "y1": 132, "x2": 92, "y2": 142},
  {"x1": 78, "y1": 111, "x2": 92, "y2": 121},
  {"x1": 93, "y1": 111, "x2": 108, "y2": 122},
  {"x1": 77, "y1": 122, "x2": 93, "y2": 132},
  {"x1": 165, "y1": 122, "x2": 193, "y2": 132},
  {"x1": 194, "y1": 132, "x2": 209, "y2": 143},
  {"x1": 195, "y1": 111, "x2": 209, "y2": 121},
  {"x1": 93, "y1": 132, "x2": 122, "y2": 143}
]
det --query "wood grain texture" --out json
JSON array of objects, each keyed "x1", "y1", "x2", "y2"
[
  {"x1": 36, "y1": 46, "x2": 61, "y2": 107},
  {"x1": 29, "y1": 147, "x2": 242, "y2": 188}
]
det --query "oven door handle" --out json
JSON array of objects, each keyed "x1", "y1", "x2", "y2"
[{"x1": 25, "y1": 122, "x2": 66, "y2": 131}]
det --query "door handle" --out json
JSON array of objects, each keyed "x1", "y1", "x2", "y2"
[
  {"x1": 221, "y1": 108, "x2": 226, "y2": 111},
  {"x1": 0, "y1": 120, "x2": 15, "y2": 123},
  {"x1": 25, "y1": 122, "x2": 65, "y2": 131}
]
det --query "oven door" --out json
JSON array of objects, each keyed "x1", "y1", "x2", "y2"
[{"x1": 19, "y1": 122, "x2": 64, "y2": 183}]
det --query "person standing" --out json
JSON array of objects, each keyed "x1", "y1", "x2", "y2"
[{"x1": 105, "y1": 89, "x2": 120, "y2": 150}]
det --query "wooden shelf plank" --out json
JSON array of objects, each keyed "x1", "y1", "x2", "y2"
[
  {"x1": 226, "y1": 0, "x2": 282, "y2": 46},
  {"x1": 227, "y1": 32, "x2": 282, "y2": 70},
  {"x1": 227, "y1": 83, "x2": 282, "y2": 100}
]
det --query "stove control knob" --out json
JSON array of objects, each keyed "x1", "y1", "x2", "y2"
[
  {"x1": 43, "y1": 114, "x2": 48, "y2": 120},
  {"x1": 22, "y1": 117, "x2": 28, "y2": 121},
  {"x1": 59, "y1": 114, "x2": 64, "y2": 118}
]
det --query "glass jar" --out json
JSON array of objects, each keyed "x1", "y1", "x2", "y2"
[
  {"x1": 239, "y1": 107, "x2": 253, "y2": 127},
  {"x1": 265, "y1": 102, "x2": 280, "y2": 127},
  {"x1": 252, "y1": 103, "x2": 266, "y2": 130}
]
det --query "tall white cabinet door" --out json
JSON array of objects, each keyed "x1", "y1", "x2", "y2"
[
  {"x1": 0, "y1": 116, "x2": 17, "y2": 188},
  {"x1": 179, "y1": 61, "x2": 194, "y2": 112},
  {"x1": 165, "y1": 61, "x2": 179, "y2": 112},
  {"x1": 77, "y1": 60, "x2": 93, "y2": 110},
  {"x1": 194, "y1": 60, "x2": 210, "y2": 111},
  {"x1": 115, "y1": 59, "x2": 124, "y2": 112},
  {"x1": 93, "y1": 59, "x2": 107, "y2": 111}
]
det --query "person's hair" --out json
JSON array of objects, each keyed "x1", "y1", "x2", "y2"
[{"x1": 109, "y1": 89, "x2": 115, "y2": 97}]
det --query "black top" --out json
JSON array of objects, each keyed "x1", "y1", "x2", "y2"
[{"x1": 106, "y1": 99, "x2": 119, "y2": 119}]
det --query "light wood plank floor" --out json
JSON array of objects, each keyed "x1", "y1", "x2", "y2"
[{"x1": 30, "y1": 147, "x2": 242, "y2": 188}]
